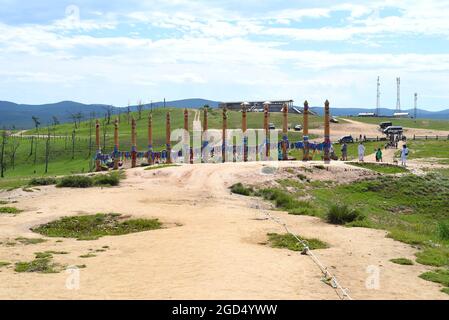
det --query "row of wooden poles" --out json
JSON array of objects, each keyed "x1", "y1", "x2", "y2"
[{"x1": 95, "y1": 100, "x2": 331, "y2": 171}]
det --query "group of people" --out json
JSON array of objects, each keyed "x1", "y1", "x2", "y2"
[{"x1": 339, "y1": 142, "x2": 409, "y2": 166}]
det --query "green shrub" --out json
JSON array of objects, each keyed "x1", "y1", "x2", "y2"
[
  {"x1": 438, "y1": 221, "x2": 449, "y2": 240},
  {"x1": 326, "y1": 204, "x2": 364, "y2": 225},
  {"x1": 390, "y1": 258, "x2": 414, "y2": 265},
  {"x1": 230, "y1": 183, "x2": 253, "y2": 196},
  {"x1": 93, "y1": 173, "x2": 120, "y2": 187},
  {"x1": 32, "y1": 213, "x2": 162, "y2": 240},
  {"x1": 57, "y1": 175, "x2": 93, "y2": 188},
  {"x1": 29, "y1": 177, "x2": 58, "y2": 186},
  {"x1": 416, "y1": 248, "x2": 449, "y2": 267},
  {"x1": 419, "y1": 269, "x2": 449, "y2": 287},
  {"x1": 0, "y1": 207, "x2": 22, "y2": 214},
  {"x1": 266, "y1": 233, "x2": 329, "y2": 251}
]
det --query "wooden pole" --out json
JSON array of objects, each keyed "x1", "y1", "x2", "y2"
[
  {"x1": 184, "y1": 108, "x2": 191, "y2": 164},
  {"x1": 282, "y1": 103, "x2": 288, "y2": 161},
  {"x1": 324, "y1": 100, "x2": 331, "y2": 162},
  {"x1": 264, "y1": 103, "x2": 270, "y2": 159},
  {"x1": 242, "y1": 104, "x2": 248, "y2": 162},
  {"x1": 95, "y1": 120, "x2": 101, "y2": 172},
  {"x1": 148, "y1": 113, "x2": 153, "y2": 165},
  {"x1": 166, "y1": 112, "x2": 172, "y2": 164},
  {"x1": 303, "y1": 100, "x2": 309, "y2": 161},
  {"x1": 131, "y1": 117, "x2": 137, "y2": 168},
  {"x1": 222, "y1": 107, "x2": 227, "y2": 163},
  {"x1": 113, "y1": 118, "x2": 119, "y2": 170}
]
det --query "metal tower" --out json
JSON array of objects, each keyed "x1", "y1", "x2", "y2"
[
  {"x1": 414, "y1": 93, "x2": 418, "y2": 121},
  {"x1": 396, "y1": 77, "x2": 401, "y2": 111},
  {"x1": 376, "y1": 76, "x2": 381, "y2": 116}
]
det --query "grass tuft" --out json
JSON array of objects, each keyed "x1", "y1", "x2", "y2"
[
  {"x1": 390, "y1": 258, "x2": 414, "y2": 265},
  {"x1": 415, "y1": 248, "x2": 449, "y2": 267},
  {"x1": 0, "y1": 207, "x2": 22, "y2": 214},
  {"x1": 326, "y1": 204, "x2": 364, "y2": 225},
  {"x1": 29, "y1": 177, "x2": 58, "y2": 186},
  {"x1": 32, "y1": 213, "x2": 162, "y2": 240},
  {"x1": 15, "y1": 237, "x2": 47, "y2": 245},
  {"x1": 266, "y1": 233, "x2": 329, "y2": 251},
  {"x1": 230, "y1": 183, "x2": 254, "y2": 196}
]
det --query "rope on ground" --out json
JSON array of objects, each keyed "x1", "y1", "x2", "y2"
[{"x1": 252, "y1": 202, "x2": 353, "y2": 300}]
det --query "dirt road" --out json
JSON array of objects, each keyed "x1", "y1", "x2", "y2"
[{"x1": 0, "y1": 162, "x2": 446, "y2": 300}]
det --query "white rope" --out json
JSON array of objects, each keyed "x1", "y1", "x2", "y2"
[{"x1": 253, "y1": 202, "x2": 353, "y2": 300}]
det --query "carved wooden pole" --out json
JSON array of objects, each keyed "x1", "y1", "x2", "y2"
[
  {"x1": 242, "y1": 103, "x2": 248, "y2": 162},
  {"x1": 303, "y1": 100, "x2": 309, "y2": 161},
  {"x1": 166, "y1": 112, "x2": 172, "y2": 164},
  {"x1": 148, "y1": 113, "x2": 153, "y2": 165},
  {"x1": 95, "y1": 120, "x2": 101, "y2": 172},
  {"x1": 184, "y1": 108, "x2": 190, "y2": 164},
  {"x1": 263, "y1": 102, "x2": 270, "y2": 159},
  {"x1": 222, "y1": 107, "x2": 227, "y2": 163},
  {"x1": 282, "y1": 103, "x2": 289, "y2": 161},
  {"x1": 324, "y1": 100, "x2": 331, "y2": 162},
  {"x1": 131, "y1": 117, "x2": 137, "y2": 168},
  {"x1": 113, "y1": 118, "x2": 119, "y2": 170}
]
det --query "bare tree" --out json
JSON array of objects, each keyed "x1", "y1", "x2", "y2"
[
  {"x1": 103, "y1": 106, "x2": 114, "y2": 125},
  {"x1": 52, "y1": 116, "x2": 60, "y2": 126},
  {"x1": 126, "y1": 102, "x2": 131, "y2": 124},
  {"x1": 102, "y1": 118, "x2": 109, "y2": 151},
  {"x1": 137, "y1": 100, "x2": 144, "y2": 120},
  {"x1": 32, "y1": 116, "x2": 40, "y2": 133},
  {"x1": 0, "y1": 130, "x2": 8, "y2": 178},
  {"x1": 69, "y1": 113, "x2": 79, "y2": 129},
  {"x1": 45, "y1": 129, "x2": 51, "y2": 173},
  {"x1": 75, "y1": 112, "x2": 84, "y2": 127},
  {"x1": 8, "y1": 137, "x2": 20, "y2": 170}
]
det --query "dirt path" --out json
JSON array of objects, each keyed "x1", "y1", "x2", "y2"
[
  {"x1": 0, "y1": 162, "x2": 446, "y2": 300},
  {"x1": 310, "y1": 118, "x2": 449, "y2": 142}
]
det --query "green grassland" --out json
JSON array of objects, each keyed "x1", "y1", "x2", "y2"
[
  {"x1": 405, "y1": 140, "x2": 449, "y2": 164},
  {"x1": 345, "y1": 116, "x2": 449, "y2": 131}
]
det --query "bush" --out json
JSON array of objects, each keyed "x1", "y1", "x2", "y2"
[
  {"x1": 230, "y1": 183, "x2": 253, "y2": 196},
  {"x1": 93, "y1": 173, "x2": 120, "y2": 187},
  {"x1": 438, "y1": 221, "x2": 449, "y2": 240},
  {"x1": 326, "y1": 204, "x2": 364, "y2": 225},
  {"x1": 29, "y1": 177, "x2": 58, "y2": 186},
  {"x1": 57, "y1": 176, "x2": 93, "y2": 188}
]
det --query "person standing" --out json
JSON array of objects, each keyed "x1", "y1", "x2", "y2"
[
  {"x1": 376, "y1": 148, "x2": 383, "y2": 162},
  {"x1": 358, "y1": 142, "x2": 365, "y2": 162},
  {"x1": 401, "y1": 144, "x2": 409, "y2": 166},
  {"x1": 341, "y1": 143, "x2": 348, "y2": 161}
]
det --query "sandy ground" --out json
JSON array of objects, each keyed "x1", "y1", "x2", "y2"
[{"x1": 0, "y1": 161, "x2": 447, "y2": 300}]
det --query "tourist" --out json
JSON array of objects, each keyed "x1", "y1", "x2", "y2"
[
  {"x1": 376, "y1": 148, "x2": 383, "y2": 162},
  {"x1": 341, "y1": 143, "x2": 348, "y2": 161},
  {"x1": 401, "y1": 144, "x2": 409, "y2": 166},
  {"x1": 358, "y1": 142, "x2": 365, "y2": 162}
]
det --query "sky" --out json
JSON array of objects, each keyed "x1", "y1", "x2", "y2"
[{"x1": 0, "y1": 0, "x2": 449, "y2": 110}]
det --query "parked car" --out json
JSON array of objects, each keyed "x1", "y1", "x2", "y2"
[
  {"x1": 294, "y1": 124, "x2": 303, "y2": 131},
  {"x1": 383, "y1": 126, "x2": 403, "y2": 135},
  {"x1": 339, "y1": 135, "x2": 354, "y2": 144},
  {"x1": 379, "y1": 121, "x2": 393, "y2": 130},
  {"x1": 330, "y1": 117, "x2": 339, "y2": 123},
  {"x1": 269, "y1": 123, "x2": 276, "y2": 130}
]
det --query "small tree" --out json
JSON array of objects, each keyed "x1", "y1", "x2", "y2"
[
  {"x1": 103, "y1": 106, "x2": 114, "y2": 125},
  {"x1": 8, "y1": 137, "x2": 20, "y2": 170},
  {"x1": 45, "y1": 129, "x2": 51, "y2": 173},
  {"x1": 0, "y1": 130, "x2": 8, "y2": 178},
  {"x1": 137, "y1": 100, "x2": 144, "y2": 120},
  {"x1": 52, "y1": 116, "x2": 60, "y2": 126}
]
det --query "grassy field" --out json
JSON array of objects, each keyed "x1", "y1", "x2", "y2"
[
  {"x1": 405, "y1": 140, "x2": 449, "y2": 164},
  {"x1": 345, "y1": 116, "x2": 449, "y2": 131}
]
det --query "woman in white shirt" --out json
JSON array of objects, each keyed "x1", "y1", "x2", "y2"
[
  {"x1": 401, "y1": 145, "x2": 409, "y2": 166},
  {"x1": 358, "y1": 142, "x2": 365, "y2": 162}
]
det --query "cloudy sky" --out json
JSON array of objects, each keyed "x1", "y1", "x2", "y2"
[{"x1": 0, "y1": 0, "x2": 448, "y2": 110}]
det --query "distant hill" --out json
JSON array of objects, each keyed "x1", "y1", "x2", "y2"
[
  {"x1": 0, "y1": 99, "x2": 220, "y2": 129},
  {"x1": 1, "y1": 99, "x2": 447, "y2": 129},
  {"x1": 311, "y1": 107, "x2": 449, "y2": 119}
]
